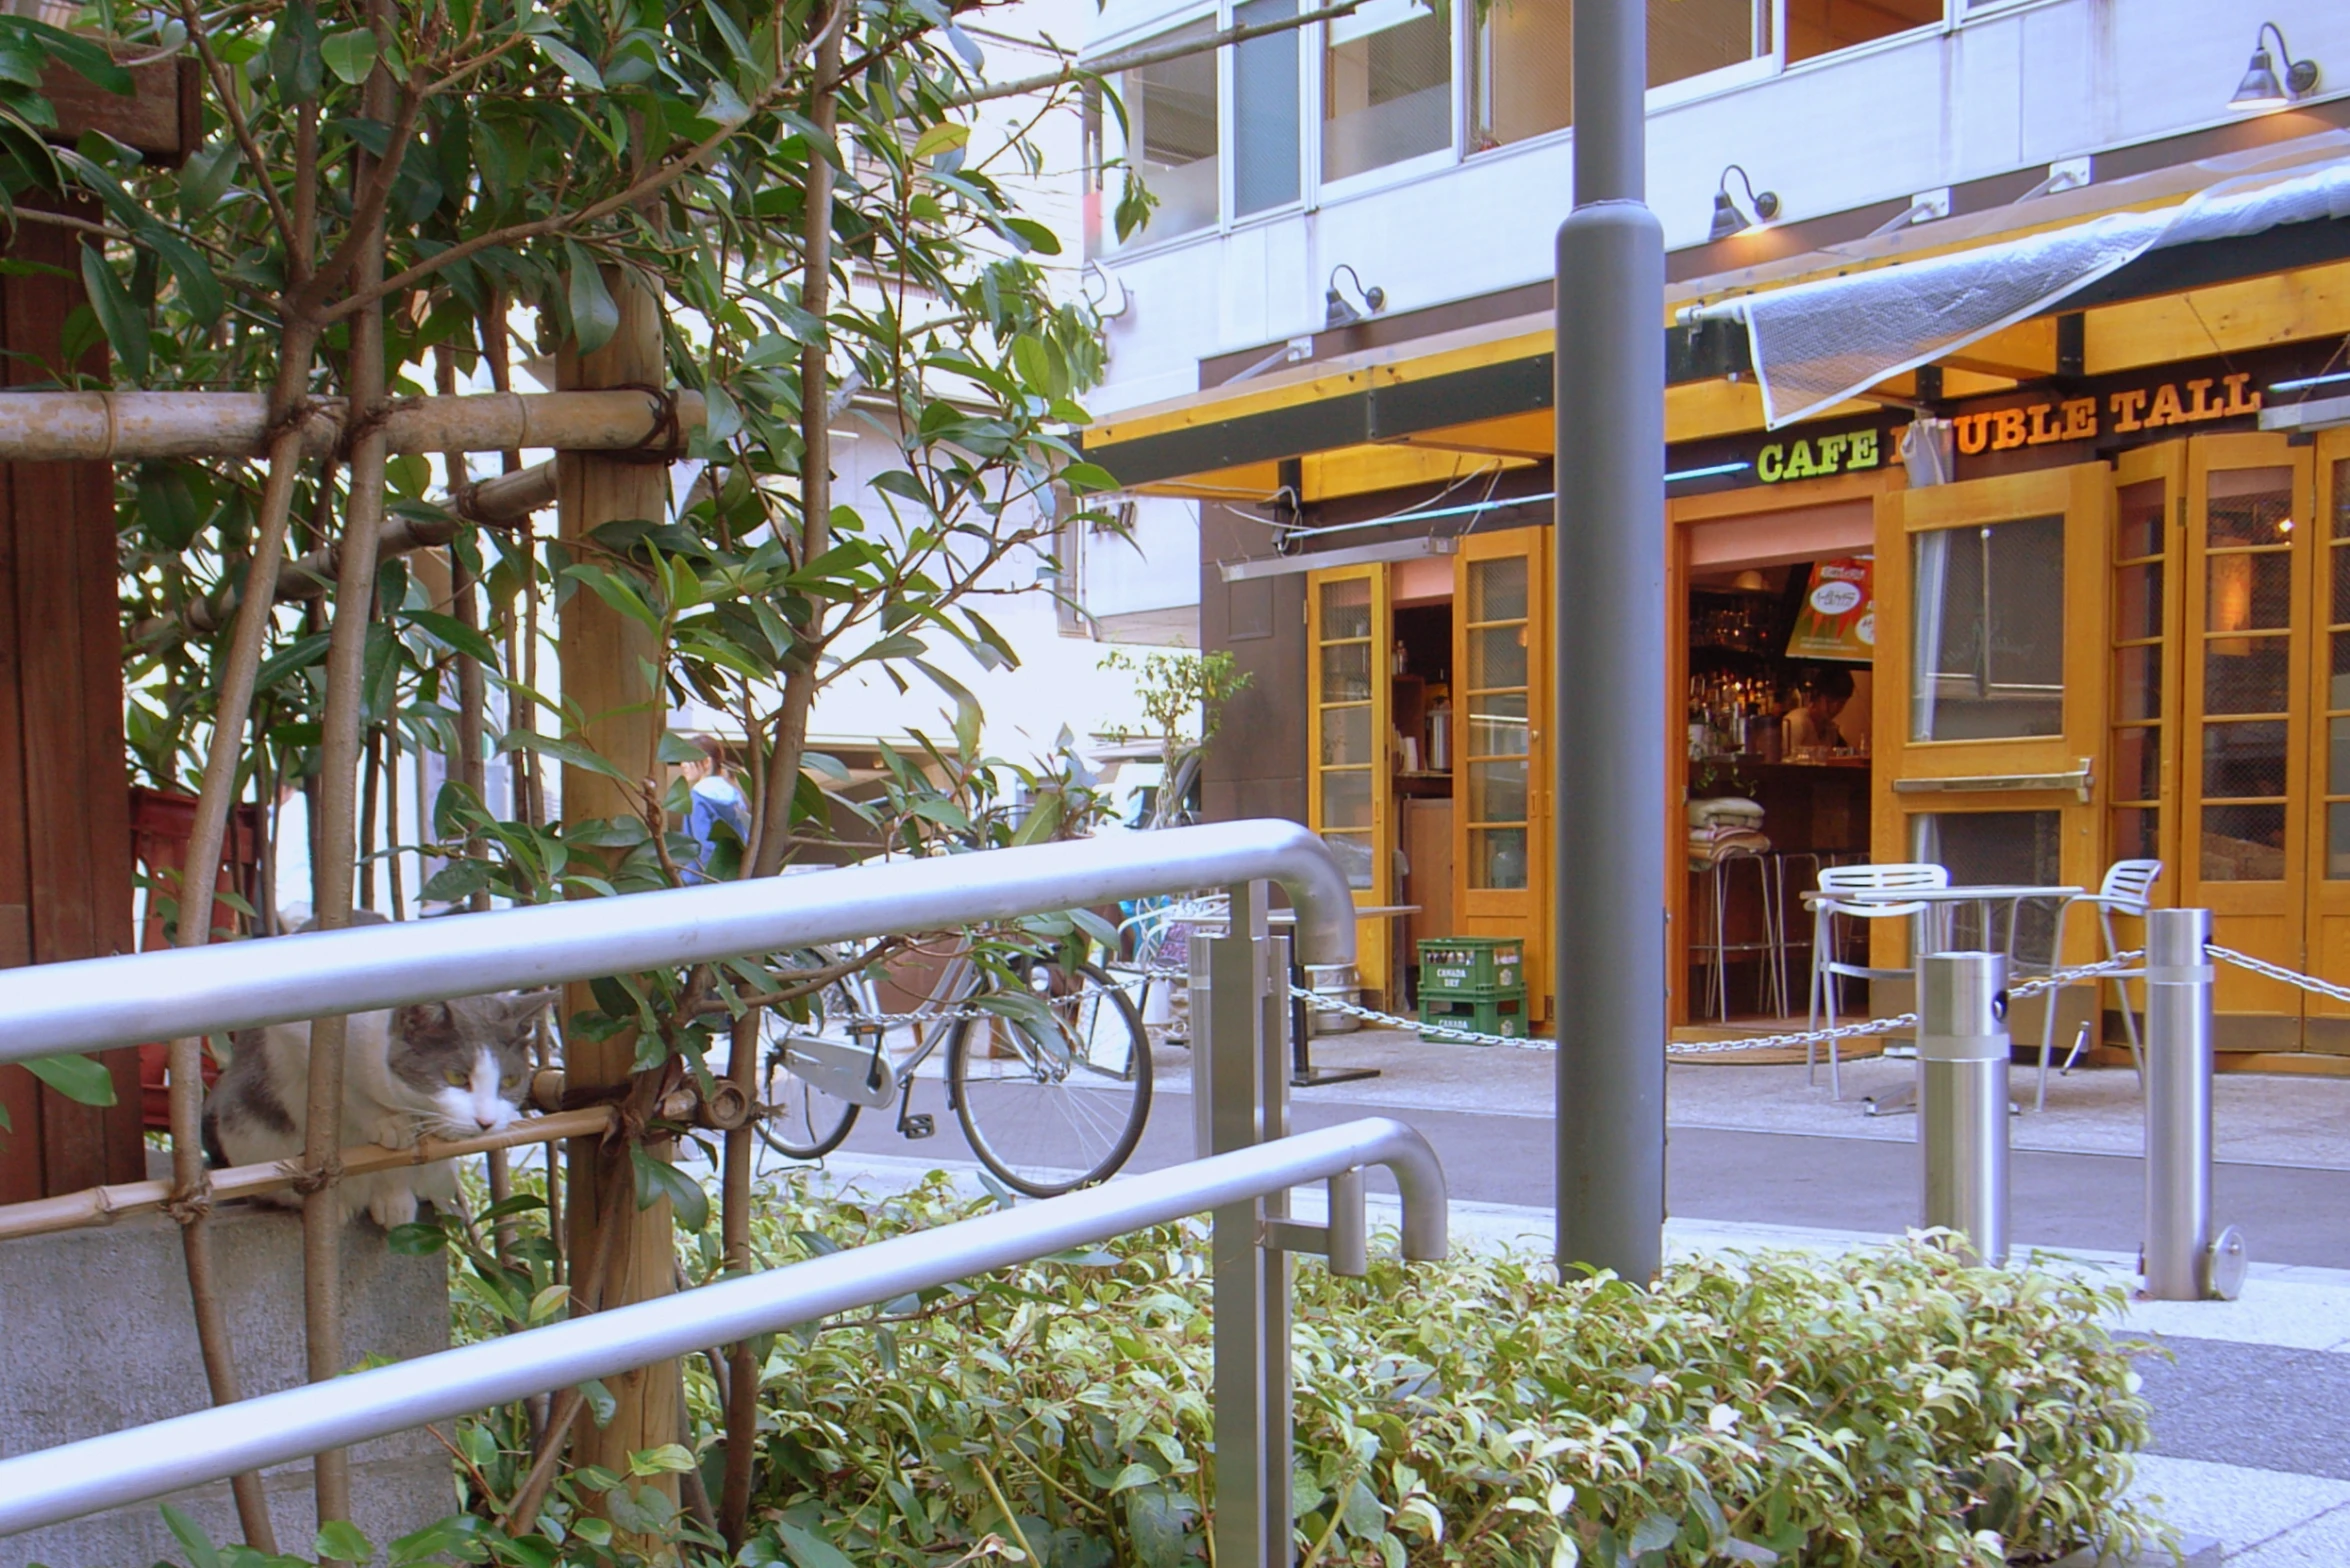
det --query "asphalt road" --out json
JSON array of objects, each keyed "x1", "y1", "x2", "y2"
[{"x1": 822, "y1": 1077, "x2": 2350, "y2": 1268}]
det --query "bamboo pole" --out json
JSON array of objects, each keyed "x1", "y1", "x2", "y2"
[
  {"x1": 557, "y1": 266, "x2": 679, "y2": 1508},
  {"x1": 0, "y1": 1105, "x2": 646, "y2": 1242},
  {"x1": 0, "y1": 388, "x2": 703, "y2": 462},
  {"x1": 155, "y1": 460, "x2": 557, "y2": 643}
]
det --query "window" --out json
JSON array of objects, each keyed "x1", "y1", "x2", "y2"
[
  {"x1": 1472, "y1": 0, "x2": 1776, "y2": 155},
  {"x1": 1910, "y1": 516, "x2": 2066, "y2": 743},
  {"x1": 1108, "y1": 20, "x2": 1220, "y2": 248},
  {"x1": 1323, "y1": 0, "x2": 1453, "y2": 181},
  {"x1": 1785, "y1": 0, "x2": 1940, "y2": 65},
  {"x1": 1463, "y1": 556, "x2": 1532, "y2": 889},
  {"x1": 1909, "y1": 810, "x2": 2064, "y2": 958},
  {"x1": 1234, "y1": 0, "x2": 1303, "y2": 214}
]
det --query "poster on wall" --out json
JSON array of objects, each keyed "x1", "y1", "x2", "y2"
[{"x1": 1786, "y1": 557, "x2": 1875, "y2": 662}]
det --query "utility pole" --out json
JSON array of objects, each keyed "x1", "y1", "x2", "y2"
[{"x1": 1554, "y1": 0, "x2": 1667, "y2": 1281}]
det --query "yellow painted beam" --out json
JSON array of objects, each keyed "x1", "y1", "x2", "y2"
[
  {"x1": 1941, "y1": 317, "x2": 2058, "y2": 381},
  {"x1": 2083, "y1": 258, "x2": 2350, "y2": 377},
  {"x1": 1301, "y1": 445, "x2": 1534, "y2": 504}
]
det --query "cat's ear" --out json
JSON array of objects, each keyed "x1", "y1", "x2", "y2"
[
  {"x1": 502, "y1": 989, "x2": 560, "y2": 1032},
  {"x1": 393, "y1": 1001, "x2": 457, "y2": 1046}
]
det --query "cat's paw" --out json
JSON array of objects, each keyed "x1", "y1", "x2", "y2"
[
  {"x1": 369, "y1": 1115, "x2": 417, "y2": 1149},
  {"x1": 366, "y1": 1183, "x2": 419, "y2": 1230}
]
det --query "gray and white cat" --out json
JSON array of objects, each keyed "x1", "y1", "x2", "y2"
[{"x1": 203, "y1": 990, "x2": 555, "y2": 1229}]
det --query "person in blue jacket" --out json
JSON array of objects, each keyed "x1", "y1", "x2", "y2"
[{"x1": 679, "y1": 733, "x2": 751, "y2": 883}]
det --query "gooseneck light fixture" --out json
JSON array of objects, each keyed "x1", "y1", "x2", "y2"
[
  {"x1": 1708, "y1": 164, "x2": 1781, "y2": 242},
  {"x1": 2229, "y1": 22, "x2": 2321, "y2": 111},
  {"x1": 1324, "y1": 263, "x2": 1387, "y2": 329}
]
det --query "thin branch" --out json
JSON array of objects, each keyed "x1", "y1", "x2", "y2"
[{"x1": 176, "y1": 0, "x2": 299, "y2": 257}]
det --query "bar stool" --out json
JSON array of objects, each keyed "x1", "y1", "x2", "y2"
[
  {"x1": 1766, "y1": 851, "x2": 1822, "y2": 1021},
  {"x1": 1692, "y1": 848, "x2": 1781, "y2": 1021}
]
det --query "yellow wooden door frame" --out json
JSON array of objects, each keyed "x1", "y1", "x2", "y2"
[
  {"x1": 2107, "y1": 442, "x2": 2190, "y2": 898},
  {"x1": 1450, "y1": 526, "x2": 1552, "y2": 1018},
  {"x1": 1305, "y1": 562, "x2": 1395, "y2": 999},
  {"x1": 2308, "y1": 430, "x2": 2350, "y2": 1053},
  {"x1": 2179, "y1": 432, "x2": 2315, "y2": 1046}
]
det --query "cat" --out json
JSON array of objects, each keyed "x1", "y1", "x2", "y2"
[{"x1": 203, "y1": 988, "x2": 556, "y2": 1230}]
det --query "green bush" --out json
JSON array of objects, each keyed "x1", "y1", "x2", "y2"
[{"x1": 159, "y1": 1172, "x2": 2162, "y2": 1568}]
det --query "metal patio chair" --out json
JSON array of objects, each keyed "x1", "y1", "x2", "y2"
[
  {"x1": 2026, "y1": 858, "x2": 2162, "y2": 1110},
  {"x1": 1808, "y1": 861, "x2": 1948, "y2": 1098}
]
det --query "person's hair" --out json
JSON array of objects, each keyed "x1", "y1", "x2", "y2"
[
  {"x1": 692, "y1": 734, "x2": 726, "y2": 765},
  {"x1": 1810, "y1": 667, "x2": 1855, "y2": 705}
]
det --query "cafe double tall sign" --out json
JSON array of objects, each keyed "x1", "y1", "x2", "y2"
[{"x1": 1954, "y1": 372, "x2": 2263, "y2": 455}]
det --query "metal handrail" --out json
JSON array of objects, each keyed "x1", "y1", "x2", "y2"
[
  {"x1": 0, "y1": 1117, "x2": 1446, "y2": 1538},
  {"x1": 0, "y1": 819, "x2": 1355, "y2": 1063}
]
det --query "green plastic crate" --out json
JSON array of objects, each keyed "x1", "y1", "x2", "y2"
[
  {"x1": 1418, "y1": 991, "x2": 1526, "y2": 1043},
  {"x1": 1417, "y1": 937, "x2": 1525, "y2": 995}
]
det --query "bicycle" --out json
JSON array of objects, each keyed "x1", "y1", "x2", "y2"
[{"x1": 756, "y1": 945, "x2": 1153, "y2": 1197}]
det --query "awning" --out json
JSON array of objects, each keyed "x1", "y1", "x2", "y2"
[
  {"x1": 1081, "y1": 131, "x2": 2350, "y2": 499},
  {"x1": 1700, "y1": 139, "x2": 2350, "y2": 427}
]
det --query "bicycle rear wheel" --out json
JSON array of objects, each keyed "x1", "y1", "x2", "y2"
[
  {"x1": 755, "y1": 983, "x2": 866, "y2": 1160},
  {"x1": 948, "y1": 959, "x2": 1151, "y2": 1197}
]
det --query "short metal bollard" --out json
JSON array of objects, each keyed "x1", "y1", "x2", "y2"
[
  {"x1": 1918, "y1": 952, "x2": 2010, "y2": 1266},
  {"x1": 2143, "y1": 907, "x2": 2247, "y2": 1301}
]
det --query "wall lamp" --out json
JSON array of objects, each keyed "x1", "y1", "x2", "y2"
[
  {"x1": 1325, "y1": 264, "x2": 1386, "y2": 329},
  {"x1": 2229, "y1": 23, "x2": 2321, "y2": 111},
  {"x1": 1708, "y1": 165, "x2": 1780, "y2": 241}
]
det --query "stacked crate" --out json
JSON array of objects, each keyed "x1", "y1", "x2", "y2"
[{"x1": 1415, "y1": 937, "x2": 1527, "y2": 1042}]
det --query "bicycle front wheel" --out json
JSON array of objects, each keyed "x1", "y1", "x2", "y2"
[
  {"x1": 948, "y1": 959, "x2": 1152, "y2": 1197},
  {"x1": 755, "y1": 985, "x2": 865, "y2": 1160}
]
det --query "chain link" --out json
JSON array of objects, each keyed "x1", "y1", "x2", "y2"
[
  {"x1": 2206, "y1": 943, "x2": 2350, "y2": 1006},
  {"x1": 1281, "y1": 952, "x2": 2147, "y2": 1055}
]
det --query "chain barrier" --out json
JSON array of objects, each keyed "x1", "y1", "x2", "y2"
[
  {"x1": 2206, "y1": 943, "x2": 2350, "y2": 1007},
  {"x1": 1281, "y1": 952, "x2": 2147, "y2": 1055}
]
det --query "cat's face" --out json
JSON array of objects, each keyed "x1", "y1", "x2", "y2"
[{"x1": 388, "y1": 990, "x2": 556, "y2": 1136}]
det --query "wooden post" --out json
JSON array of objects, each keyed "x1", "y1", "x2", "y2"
[{"x1": 556, "y1": 268, "x2": 677, "y2": 1494}]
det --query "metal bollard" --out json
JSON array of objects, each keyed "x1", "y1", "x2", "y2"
[
  {"x1": 1917, "y1": 952, "x2": 2010, "y2": 1266},
  {"x1": 2143, "y1": 907, "x2": 2247, "y2": 1301},
  {"x1": 1189, "y1": 880, "x2": 1295, "y2": 1568}
]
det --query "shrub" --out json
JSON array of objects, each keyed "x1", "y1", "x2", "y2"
[{"x1": 159, "y1": 1172, "x2": 2161, "y2": 1568}]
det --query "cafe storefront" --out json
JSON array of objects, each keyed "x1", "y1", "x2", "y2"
[{"x1": 1081, "y1": 176, "x2": 2350, "y2": 1064}]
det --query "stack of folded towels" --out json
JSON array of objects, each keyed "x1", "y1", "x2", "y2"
[{"x1": 1687, "y1": 797, "x2": 1769, "y2": 870}]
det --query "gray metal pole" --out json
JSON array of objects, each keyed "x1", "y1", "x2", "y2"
[
  {"x1": 1555, "y1": 0, "x2": 1667, "y2": 1280},
  {"x1": 1917, "y1": 952, "x2": 2010, "y2": 1266},
  {"x1": 2144, "y1": 908, "x2": 2245, "y2": 1300},
  {"x1": 1192, "y1": 880, "x2": 1293, "y2": 1568}
]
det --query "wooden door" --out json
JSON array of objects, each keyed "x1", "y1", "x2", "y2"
[
  {"x1": 1873, "y1": 465, "x2": 2111, "y2": 978},
  {"x1": 1306, "y1": 563, "x2": 1395, "y2": 998},
  {"x1": 2307, "y1": 432, "x2": 2350, "y2": 1053},
  {"x1": 1451, "y1": 527, "x2": 1551, "y2": 1015},
  {"x1": 2106, "y1": 443, "x2": 2188, "y2": 887},
  {"x1": 2178, "y1": 434, "x2": 2315, "y2": 1047}
]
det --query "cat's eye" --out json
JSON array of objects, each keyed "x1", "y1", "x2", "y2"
[
  {"x1": 501, "y1": 1073, "x2": 523, "y2": 1089},
  {"x1": 445, "y1": 1068, "x2": 469, "y2": 1086}
]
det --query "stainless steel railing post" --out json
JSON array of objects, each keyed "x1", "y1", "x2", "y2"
[
  {"x1": 1190, "y1": 879, "x2": 1293, "y2": 1568},
  {"x1": 2143, "y1": 907, "x2": 2245, "y2": 1301},
  {"x1": 1917, "y1": 951, "x2": 2010, "y2": 1266}
]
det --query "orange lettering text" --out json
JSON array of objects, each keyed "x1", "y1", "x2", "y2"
[
  {"x1": 1991, "y1": 408, "x2": 2029, "y2": 450},
  {"x1": 2061, "y1": 397, "x2": 2099, "y2": 439},
  {"x1": 2147, "y1": 383, "x2": 2185, "y2": 426},
  {"x1": 2222, "y1": 372, "x2": 2261, "y2": 415},
  {"x1": 2186, "y1": 378, "x2": 2216, "y2": 420},
  {"x1": 2026, "y1": 403, "x2": 2065, "y2": 444},
  {"x1": 1955, "y1": 413, "x2": 1992, "y2": 454},
  {"x1": 2111, "y1": 389, "x2": 2149, "y2": 432}
]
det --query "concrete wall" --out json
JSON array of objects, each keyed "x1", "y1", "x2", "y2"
[{"x1": 0, "y1": 1207, "x2": 453, "y2": 1567}]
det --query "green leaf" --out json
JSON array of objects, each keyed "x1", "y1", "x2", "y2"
[
  {"x1": 534, "y1": 34, "x2": 604, "y2": 90},
  {"x1": 265, "y1": 0, "x2": 324, "y2": 102},
  {"x1": 630, "y1": 1145, "x2": 710, "y2": 1232},
  {"x1": 1061, "y1": 461, "x2": 1119, "y2": 495},
  {"x1": 418, "y1": 859, "x2": 491, "y2": 904},
  {"x1": 578, "y1": 1377, "x2": 617, "y2": 1428},
  {"x1": 775, "y1": 1520, "x2": 857, "y2": 1568},
  {"x1": 77, "y1": 242, "x2": 146, "y2": 383},
  {"x1": 319, "y1": 28, "x2": 376, "y2": 85},
  {"x1": 384, "y1": 1221, "x2": 446, "y2": 1255},
  {"x1": 563, "y1": 240, "x2": 619, "y2": 355},
  {"x1": 1003, "y1": 217, "x2": 1062, "y2": 256},
  {"x1": 627, "y1": 1442, "x2": 698, "y2": 1476},
  {"x1": 254, "y1": 632, "x2": 332, "y2": 693},
  {"x1": 911, "y1": 120, "x2": 970, "y2": 161},
  {"x1": 139, "y1": 227, "x2": 223, "y2": 327},
  {"x1": 400, "y1": 607, "x2": 501, "y2": 666},
  {"x1": 313, "y1": 1521, "x2": 374, "y2": 1564},
  {"x1": 657, "y1": 732, "x2": 707, "y2": 764},
  {"x1": 389, "y1": 1516, "x2": 483, "y2": 1565},
  {"x1": 498, "y1": 729, "x2": 632, "y2": 785},
  {"x1": 1627, "y1": 1514, "x2": 1680, "y2": 1557},
  {"x1": 24, "y1": 1052, "x2": 114, "y2": 1107},
  {"x1": 161, "y1": 1505, "x2": 224, "y2": 1568}
]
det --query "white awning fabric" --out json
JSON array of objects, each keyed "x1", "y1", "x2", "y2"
[{"x1": 1703, "y1": 149, "x2": 2350, "y2": 429}]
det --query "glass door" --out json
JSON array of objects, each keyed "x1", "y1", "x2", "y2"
[
  {"x1": 1874, "y1": 465, "x2": 2111, "y2": 980},
  {"x1": 1452, "y1": 527, "x2": 1550, "y2": 1015},
  {"x1": 1307, "y1": 564, "x2": 1395, "y2": 998},
  {"x1": 2309, "y1": 432, "x2": 2350, "y2": 1052},
  {"x1": 2180, "y1": 435, "x2": 2315, "y2": 1044}
]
